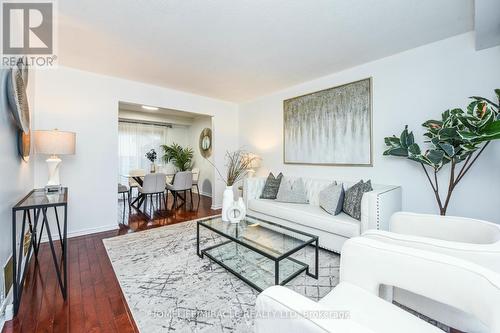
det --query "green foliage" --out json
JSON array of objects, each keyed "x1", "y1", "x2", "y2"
[
  {"x1": 161, "y1": 143, "x2": 194, "y2": 171},
  {"x1": 383, "y1": 89, "x2": 500, "y2": 171}
]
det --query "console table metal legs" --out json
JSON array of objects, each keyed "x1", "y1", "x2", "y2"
[{"x1": 12, "y1": 204, "x2": 68, "y2": 316}]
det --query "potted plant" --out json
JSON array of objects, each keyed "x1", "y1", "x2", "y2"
[
  {"x1": 161, "y1": 143, "x2": 194, "y2": 171},
  {"x1": 206, "y1": 150, "x2": 259, "y2": 221},
  {"x1": 383, "y1": 89, "x2": 500, "y2": 215},
  {"x1": 145, "y1": 149, "x2": 157, "y2": 173}
]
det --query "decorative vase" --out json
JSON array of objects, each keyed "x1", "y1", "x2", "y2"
[
  {"x1": 227, "y1": 197, "x2": 247, "y2": 224},
  {"x1": 237, "y1": 197, "x2": 246, "y2": 219},
  {"x1": 150, "y1": 162, "x2": 156, "y2": 173},
  {"x1": 222, "y1": 186, "x2": 234, "y2": 222}
]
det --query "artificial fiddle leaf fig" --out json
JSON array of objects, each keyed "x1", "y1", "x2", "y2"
[
  {"x1": 384, "y1": 136, "x2": 398, "y2": 147},
  {"x1": 426, "y1": 149, "x2": 444, "y2": 166},
  {"x1": 383, "y1": 89, "x2": 500, "y2": 215},
  {"x1": 438, "y1": 143, "x2": 455, "y2": 157},
  {"x1": 470, "y1": 96, "x2": 499, "y2": 109},
  {"x1": 383, "y1": 147, "x2": 408, "y2": 157},
  {"x1": 408, "y1": 143, "x2": 421, "y2": 155},
  {"x1": 476, "y1": 120, "x2": 500, "y2": 142},
  {"x1": 400, "y1": 127, "x2": 409, "y2": 149}
]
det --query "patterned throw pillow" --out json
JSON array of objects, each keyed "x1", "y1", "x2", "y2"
[
  {"x1": 275, "y1": 177, "x2": 309, "y2": 204},
  {"x1": 343, "y1": 180, "x2": 373, "y2": 220},
  {"x1": 319, "y1": 182, "x2": 345, "y2": 215},
  {"x1": 260, "y1": 172, "x2": 283, "y2": 199}
]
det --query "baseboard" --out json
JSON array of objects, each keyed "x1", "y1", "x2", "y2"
[
  {"x1": 39, "y1": 224, "x2": 118, "y2": 243},
  {"x1": 211, "y1": 204, "x2": 222, "y2": 210},
  {"x1": 199, "y1": 191, "x2": 212, "y2": 198}
]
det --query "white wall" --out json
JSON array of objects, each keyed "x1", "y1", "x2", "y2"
[
  {"x1": 33, "y1": 66, "x2": 238, "y2": 237},
  {"x1": 239, "y1": 33, "x2": 500, "y2": 222},
  {"x1": 0, "y1": 69, "x2": 34, "y2": 303},
  {"x1": 189, "y1": 116, "x2": 214, "y2": 197},
  {"x1": 118, "y1": 109, "x2": 194, "y2": 126}
]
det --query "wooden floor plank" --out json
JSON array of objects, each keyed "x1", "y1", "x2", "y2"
[{"x1": 2, "y1": 194, "x2": 219, "y2": 333}]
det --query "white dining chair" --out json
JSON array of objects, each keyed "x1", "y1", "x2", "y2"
[
  {"x1": 166, "y1": 171, "x2": 193, "y2": 208},
  {"x1": 191, "y1": 168, "x2": 200, "y2": 201},
  {"x1": 118, "y1": 183, "x2": 130, "y2": 225},
  {"x1": 138, "y1": 173, "x2": 167, "y2": 218}
]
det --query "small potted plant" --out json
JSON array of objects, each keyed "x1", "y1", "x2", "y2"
[{"x1": 145, "y1": 149, "x2": 158, "y2": 173}]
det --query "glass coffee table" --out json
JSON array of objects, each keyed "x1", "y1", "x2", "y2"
[{"x1": 197, "y1": 215, "x2": 319, "y2": 292}]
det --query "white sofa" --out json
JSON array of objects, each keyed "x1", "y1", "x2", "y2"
[
  {"x1": 363, "y1": 212, "x2": 500, "y2": 333},
  {"x1": 243, "y1": 176, "x2": 402, "y2": 253},
  {"x1": 255, "y1": 237, "x2": 500, "y2": 333}
]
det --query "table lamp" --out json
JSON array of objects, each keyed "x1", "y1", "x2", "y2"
[
  {"x1": 34, "y1": 129, "x2": 76, "y2": 192},
  {"x1": 243, "y1": 153, "x2": 261, "y2": 177}
]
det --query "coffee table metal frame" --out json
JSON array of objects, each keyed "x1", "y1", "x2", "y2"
[{"x1": 196, "y1": 216, "x2": 319, "y2": 292}]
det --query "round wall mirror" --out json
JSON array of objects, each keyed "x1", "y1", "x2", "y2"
[{"x1": 199, "y1": 128, "x2": 212, "y2": 158}]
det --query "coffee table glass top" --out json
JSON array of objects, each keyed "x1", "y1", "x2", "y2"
[{"x1": 198, "y1": 215, "x2": 317, "y2": 259}]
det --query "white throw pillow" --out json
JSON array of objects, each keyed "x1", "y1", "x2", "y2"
[
  {"x1": 275, "y1": 177, "x2": 309, "y2": 204},
  {"x1": 319, "y1": 182, "x2": 345, "y2": 215}
]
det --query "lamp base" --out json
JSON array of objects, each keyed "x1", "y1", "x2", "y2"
[
  {"x1": 46, "y1": 155, "x2": 62, "y2": 187},
  {"x1": 44, "y1": 184, "x2": 62, "y2": 193}
]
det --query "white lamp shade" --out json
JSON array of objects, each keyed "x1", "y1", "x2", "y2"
[{"x1": 34, "y1": 130, "x2": 76, "y2": 155}]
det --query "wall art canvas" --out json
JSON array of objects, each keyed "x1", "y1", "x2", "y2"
[{"x1": 283, "y1": 78, "x2": 372, "y2": 166}]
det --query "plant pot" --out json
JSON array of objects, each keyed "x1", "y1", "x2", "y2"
[{"x1": 222, "y1": 186, "x2": 234, "y2": 222}]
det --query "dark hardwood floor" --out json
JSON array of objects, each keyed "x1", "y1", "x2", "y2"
[{"x1": 2, "y1": 193, "x2": 220, "y2": 333}]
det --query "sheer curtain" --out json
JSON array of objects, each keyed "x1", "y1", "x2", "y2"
[{"x1": 118, "y1": 121, "x2": 189, "y2": 182}]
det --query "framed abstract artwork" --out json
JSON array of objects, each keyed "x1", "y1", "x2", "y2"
[{"x1": 283, "y1": 78, "x2": 372, "y2": 166}]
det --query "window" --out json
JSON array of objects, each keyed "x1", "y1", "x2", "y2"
[{"x1": 118, "y1": 121, "x2": 189, "y2": 180}]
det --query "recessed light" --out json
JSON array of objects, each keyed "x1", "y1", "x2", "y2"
[{"x1": 142, "y1": 105, "x2": 159, "y2": 111}]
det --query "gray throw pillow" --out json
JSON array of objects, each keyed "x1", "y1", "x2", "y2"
[
  {"x1": 319, "y1": 182, "x2": 345, "y2": 215},
  {"x1": 275, "y1": 177, "x2": 309, "y2": 204},
  {"x1": 343, "y1": 180, "x2": 373, "y2": 220},
  {"x1": 260, "y1": 172, "x2": 283, "y2": 199}
]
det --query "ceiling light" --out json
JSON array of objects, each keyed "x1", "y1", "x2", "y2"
[{"x1": 142, "y1": 105, "x2": 159, "y2": 111}]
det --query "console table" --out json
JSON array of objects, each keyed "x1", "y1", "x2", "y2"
[{"x1": 12, "y1": 188, "x2": 68, "y2": 315}]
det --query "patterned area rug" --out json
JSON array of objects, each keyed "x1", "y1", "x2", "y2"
[{"x1": 103, "y1": 217, "x2": 340, "y2": 333}]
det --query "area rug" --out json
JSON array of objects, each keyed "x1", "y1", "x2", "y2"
[{"x1": 103, "y1": 216, "x2": 340, "y2": 333}]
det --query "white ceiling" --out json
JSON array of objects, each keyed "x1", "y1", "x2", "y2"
[{"x1": 58, "y1": 0, "x2": 473, "y2": 102}]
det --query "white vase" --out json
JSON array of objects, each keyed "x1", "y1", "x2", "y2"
[
  {"x1": 222, "y1": 186, "x2": 234, "y2": 222},
  {"x1": 227, "y1": 198, "x2": 247, "y2": 224}
]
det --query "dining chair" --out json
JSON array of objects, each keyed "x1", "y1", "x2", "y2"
[
  {"x1": 138, "y1": 173, "x2": 167, "y2": 218},
  {"x1": 118, "y1": 183, "x2": 130, "y2": 225},
  {"x1": 191, "y1": 168, "x2": 200, "y2": 202},
  {"x1": 128, "y1": 168, "x2": 145, "y2": 198},
  {"x1": 166, "y1": 171, "x2": 193, "y2": 209}
]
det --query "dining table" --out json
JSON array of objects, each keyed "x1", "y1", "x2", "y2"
[{"x1": 121, "y1": 171, "x2": 176, "y2": 216}]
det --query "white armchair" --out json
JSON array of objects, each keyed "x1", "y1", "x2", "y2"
[
  {"x1": 255, "y1": 237, "x2": 500, "y2": 333},
  {"x1": 362, "y1": 212, "x2": 500, "y2": 332}
]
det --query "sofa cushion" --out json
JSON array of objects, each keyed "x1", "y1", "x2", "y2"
[
  {"x1": 260, "y1": 172, "x2": 283, "y2": 199},
  {"x1": 276, "y1": 177, "x2": 308, "y2": 204},
  {"x1": 343, "y1": 180, "x2": 373, "y2": 220},
  {"x1": 248, "y1": 199, "x2": 360, "y2": 238},
  {"x1": 319, "y1": 182, "x2": 344, "y2": 215},
  {"x1": 319, "y1": 282, "x2": 442, "y2": 333}
]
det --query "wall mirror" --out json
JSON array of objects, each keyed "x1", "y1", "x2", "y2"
[{"x1": 199, "y1": 128, "x2": 212, "y2": 158}]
